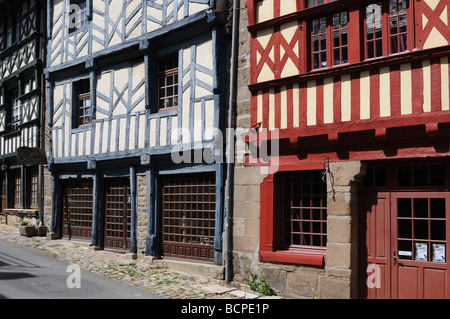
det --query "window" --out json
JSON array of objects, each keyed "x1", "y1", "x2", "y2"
[
  {"x1": 11, "y1": 90, "x2": 21, "y2": 132},
  {"x1": 365, "y1": 3, "x2": 383, "y2": 59},
  {"x1": 14, "y1": 169, "x2": 21, "y2": 209},
  {"x1": 332, "y1": 12, "x2": 349, "y2": 66},
  {"x1": 397, "y1": 197, "x2": 446, "y2": 263},
  {"x1": 311, "y1": 12, "x2": 348, "y2": 70},
  {"x1": 157, "y1": 55, "x2": 178, "y2": 111},
  {"x1": 312, "y1": 17, "x2": 327, "y2": 69},
  {"x1": 281, "y1": 171, "x2": 327, "y2": 249},
  {"x1": 306, "y1": 0, "x2": 337, "y2": 8},
  {"x1": 69, "y1": 0, "x2": 88, "y2": 34},
  {"x1": 74, "y1": 80, "x2": 91, "y2": 128},
  {"x1": 259, "y1": 170, "x2": 327, "y2": 266},
  {"x1": 30, "y1": 166, "x2": 39, "y2": 209},
  {"x1": 389, "y1": 0, "x2": 408, "y2": 54},
  {"x1": 365, "y1": 0, "x2": 409, "y2": 59}
]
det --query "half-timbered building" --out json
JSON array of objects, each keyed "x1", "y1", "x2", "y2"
[
  {"x1": 0, "y1": 0, "x2": 46, "y2": 227},
  {"x1": 234, "y1": 0, "x2": 450, "y2": 298},
  {"x1": 45, "y1": 0, "x2": 228, "y2": 270}
]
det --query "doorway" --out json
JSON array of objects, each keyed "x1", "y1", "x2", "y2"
[
  {"x1": 359, "y1": 161, "x2": 450, "y2": 298},
  {"x1": 104, "y1": 179, "x2": 131, "y2": 252}
]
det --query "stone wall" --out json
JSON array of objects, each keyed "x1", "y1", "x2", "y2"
[{"x1": 137, "y1": 174, "x2": 148, "y2": 255}]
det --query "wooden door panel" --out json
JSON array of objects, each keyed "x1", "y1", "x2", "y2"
[
  {"x1": 397, "y1": 265, "x2": 419, "y2": 298},
  {"x1": 63, "y1": 180, "x2": 93, "y2": 241},
  {"x1": 391, "y1": 192, "x2": 450, "y2": 299},
  {"x1": 359, "y1": 192, "x2": 391, "y2": 298},
  {"x1": 423, "y1": 268, "x2": 446, "y2": 298},
  {"x1": 104, "y1": 179, "x2": 131, "y2": 252},
  {"x1": 161, "y1": 173, "x2": 216, "y2": 262}
]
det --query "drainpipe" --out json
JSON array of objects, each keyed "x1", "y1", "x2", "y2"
[{"x1": 225, "y1": 0, "x2": 240, "y2": 283}]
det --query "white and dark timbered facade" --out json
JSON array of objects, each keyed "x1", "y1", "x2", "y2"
[
  {"x1": 0, "y1": 0, "x2": 46, "y2": 225},
  {"x1": 46, "y1": 0, "x2": 228, "y2": 265}
]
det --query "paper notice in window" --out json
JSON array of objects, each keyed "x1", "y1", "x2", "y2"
[
  {"x1": 415, "y1": 242, "x2": 428, "y2": 261},
  {"x1": 432, "y1": 243, "x2": 446, "y2": 263}
]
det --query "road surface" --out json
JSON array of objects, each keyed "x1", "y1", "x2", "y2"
[{"x1": 0, "y1": 238, "x2": 163, "y2": 299}]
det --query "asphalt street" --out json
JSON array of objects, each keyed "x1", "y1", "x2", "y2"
[{"x1": 0, "y1": 238, "x2": 163, "y2": 299}]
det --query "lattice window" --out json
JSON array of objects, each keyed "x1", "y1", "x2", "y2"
[
  {"x1": 306, "y1": 0, "x2": 337, "y2": 8},
  {"x1": 11, "y1": 90, "x2": 21, "y2": 132},
  {"x1": 389, "y1": 0, "x2": 408, "y2": 54},
  {"x1": 397, "y1": 197, "x2": 446, "y2": 263},
  {"x1": 14, "y1": 169, "x2": 21, "y2": 209},
  {"x1": 74, "y1": 80, "x2": 91, "y2": 127},
  {"x1": 281, "y1": 170, "x2": 327, "y2": 249},
  {"x1": 366, "y1": 3, "x2": 384, "y2": 59},
  {"x1": 30, "y1": 166, "x2": 39, "y2": 209},
  {"x1": 365, "y1": 0, "x2": 410, "y2": 59},
  {"x1": 311, "y1": 11, "x2": 348, "y2": 70},
  {"x1": 162, "y1": 174, "x2": 216, "y2": 261},
  {"x1": 332, "y1": 12, "x2": 349, "y2": 65},
  {"x1": 157, "y1": 55, "x2": 178, "y2": 111},
  {"x1": 69, "y1": 0, "x2": 88, "y2": 34},
  {"x1": 312, "y1": 17, "x2": 327, "y2": 69}
]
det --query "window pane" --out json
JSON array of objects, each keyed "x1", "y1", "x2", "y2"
[
  {"x1": 281, "y1": 171, "x2": 327, "y2": 249},
  {"x1": 319, "y1": 17, "x2": 326, "y2": 33},
  {"x1": 366, "y1": 3, "x2": 383, "y2": 58},
  {"x1": 430, "y1": 198, "x2": 446, "y2": 219}
]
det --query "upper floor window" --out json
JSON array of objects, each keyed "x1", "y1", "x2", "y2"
[
  {"x1": 365, "y1": 0, "x2": 409, "y2": 59},
  {"x1": 11, "y1": 90, "x2": 21, "y2": 132},
  {"x1": 69, "y1": 0, "x2": 88, "y2": 34},
  {"x1": 157, "y1": 55, "x2": 178, "y2": 112},
  {"x1": 73, "y1": 80, "x2": 91, "y2": 128},
  {"x1": 307, "y1": 0, "x2": 337, "y2": 8},
  {"x1": 311, "y1": 11, "x2": 348, "y2": 70},
  {"x1": 389, "y1": 0, "x2": 408, "y2": 54},
  {"x1": 6, "y1": 19, "x2": 14, "y2": 47}
]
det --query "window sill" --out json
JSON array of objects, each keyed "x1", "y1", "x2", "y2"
[{"x1": 259, "y1": 250, "x2": 325, "y2": 266}]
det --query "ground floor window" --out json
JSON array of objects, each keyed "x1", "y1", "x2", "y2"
[
  {"x1": 281, "y1": 170, "x2": 327, "y2": 249},
  {"x1": 259, "y1": 169, "x2": 327, "y2": 266},
  {"x1": 161, "y1": 173, "x2": 216, "y2": 262}
]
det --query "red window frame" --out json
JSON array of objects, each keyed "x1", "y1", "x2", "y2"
[
  {"x1": 363, "y1": 0, "x2": 412, "y2": 60},
  {"x1": 259, "y1": 168, "x2": 326, "y2": 266},
  {"x1": 306, "y1": 0, "x2": 336, "y2": 8},
  {"x1": 310, "y1": 11, "x2": 349, "y2": 71}
]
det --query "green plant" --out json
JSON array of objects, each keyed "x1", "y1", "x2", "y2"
[
  {"x1": 244, "y1": 271, "x2": 277, "y2": 297},
  {"x1": 20, "y1": 221, "x2": 29, "y2": 226}
]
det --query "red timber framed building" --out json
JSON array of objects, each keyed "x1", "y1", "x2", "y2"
[{"x1": 240, "y1": 0, "x2": 450, "y2": 298}]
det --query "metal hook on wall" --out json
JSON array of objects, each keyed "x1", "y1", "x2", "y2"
[{"x1": 323, "y1": 157, "x2": 335, "y2": 200}]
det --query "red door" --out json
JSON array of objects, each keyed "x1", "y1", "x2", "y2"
[
  {"x1": 359, "y1": 192, "x2": 392, "y2": 299},
  {"x1": 360, "y1": 191, "x2": 450, "y2": 298},
  {"x1": 391, "y1": 193, "x2": 449, "y2": 298}
]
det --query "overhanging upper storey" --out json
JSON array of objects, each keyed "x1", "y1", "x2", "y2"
[
  {"x1": 46, "y1": 0, "x2": 226, "y2": 72},
  {"x1": 246, "y1": 0, "x2": 450, "y2": 144},
  {"x1": 46, "y1": 0, "x2": 228, "y2": 166}
]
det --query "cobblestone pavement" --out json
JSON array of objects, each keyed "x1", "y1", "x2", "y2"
[{"x1": 0, "y1": 224, "x2": 283, "y2": 299}]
